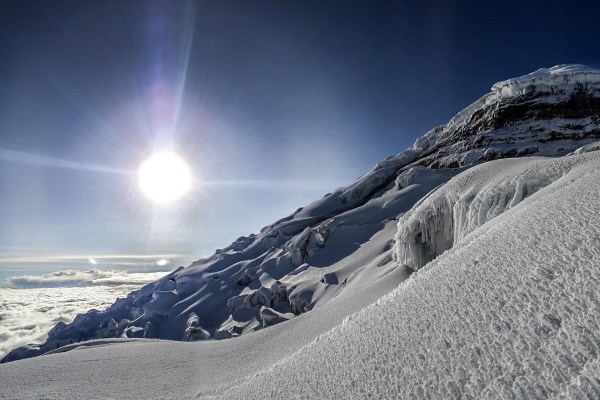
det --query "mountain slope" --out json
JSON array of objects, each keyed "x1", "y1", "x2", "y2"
[
  {"x1": 2, "y1": 142, "x2": 600, "y2": 399},
  {"x1": 4, "y1": 64, "x2": 600, "y2": 363},
  {"x1": 217, "y1": 150, "x2": 600, "y2": 399}
]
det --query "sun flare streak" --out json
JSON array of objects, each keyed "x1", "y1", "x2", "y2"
[{"x1": 0, "y1": 148, "x2": 132, "y2": 175}]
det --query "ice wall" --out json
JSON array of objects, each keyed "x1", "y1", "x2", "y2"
[{"x1": 394, "y1": 155, "x2": 579, "y2": 270}]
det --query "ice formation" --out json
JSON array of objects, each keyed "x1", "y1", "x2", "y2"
[
  {"x1": 394, "y1": 156, "x2": 579, "y2": 270},
  {"x1": 5, "y1": 64, "x2": 600, "y2": 365},
  {"x1": 213, "y1": 151, "x2": 600, "y2": 399}
]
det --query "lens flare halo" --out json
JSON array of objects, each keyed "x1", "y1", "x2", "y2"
[{"x1": 138, "y1": 152, "x2": 192, "y2": 204}]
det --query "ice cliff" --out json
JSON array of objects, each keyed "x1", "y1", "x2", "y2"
[
  {"x1": 4, "y1": 64, "x2": 600, "y2": 363},
  {"x1": 394, "y1": 156, "x2": 576, "y2": 270}
]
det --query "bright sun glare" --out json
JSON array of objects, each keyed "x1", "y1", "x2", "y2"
[{"x1": 138, "y1": 152, "x2": 192, "y2": 204}]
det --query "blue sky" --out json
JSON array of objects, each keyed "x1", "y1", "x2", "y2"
[{"x1": 1, "y1": 0, "x2": 600, "y2": 274}]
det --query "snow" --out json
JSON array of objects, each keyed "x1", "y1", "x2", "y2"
[
  {"x1": 3, "y1": 64, "x2": 600, "y2": 398},
  {"x1": 572, "y1": 140, "x2": 600, "y2": 155},
  {"x1": 3, "y1": 151, "x2": 600, "y2": 399},
  {"x1": 395, "y1": 155, "x2": 579, "y2": 270},
  {"x1": 1, "y1": 164, "x2": 457, "y2": 362},
  {"x1": 396, "y1": 64, "x2": 600, "y2": 170},
  {"x1": 209, "y1": 151, "x2": 600, "y2": 399},
  {"x1": 0, "y1": 254, "x2": 409, "y2": 399},
  {"x1": 491, "y1": 64, "x2": 600, "y2": 99},
  {"x1": 6, "y1": 64, "x2": 600, "y2": 364}
]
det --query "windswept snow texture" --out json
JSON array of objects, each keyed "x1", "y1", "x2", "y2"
[
  {"x1": 6, "y1": 64, "x2": 600, "y2": 363},
  {"x1": 214, "y1": 151, "x2": 600, "y2": 399}
]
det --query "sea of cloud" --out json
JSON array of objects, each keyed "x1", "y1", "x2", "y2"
[{"x1": 0, "y1": 269, "x2": 169, "y2": 358}]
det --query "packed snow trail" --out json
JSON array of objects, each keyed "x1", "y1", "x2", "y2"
[{"x1": 214, "y1": 151, "x2": 600, "y2": 399}]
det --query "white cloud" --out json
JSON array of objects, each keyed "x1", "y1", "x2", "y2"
[
  {"x1": 0, "y1": 270, "x2": 170, "y2": 358},
  {"x1": 2, "y1": 269, "x2": 168, "y2": 289}
]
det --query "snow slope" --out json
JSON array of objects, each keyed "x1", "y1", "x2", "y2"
[
  {"x1": 209, "y1": 150, "x2": 600, "y2": 399},
  {"x1": 4, "y1": 64, "x2": 600, "y2": 363},
  {"x1": 0, "y1": 253, "x2": 410, "y2": 399},
  {"x1": 2, "y1": 146, "x2": 600, "y2": 399}
]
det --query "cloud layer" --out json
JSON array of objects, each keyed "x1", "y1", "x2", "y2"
[
  {"x1": 2, "y1": 269, "x2": 168, "y2": 289},
  {"x1": 0, "y1": 270, "x2": 168, "y2": 358}
]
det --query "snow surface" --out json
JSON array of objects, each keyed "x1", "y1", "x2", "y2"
[
  {"x1": 395, "y1": 155, "x2": 579, "y2": 270},
  {"x1": 572, "y1": 140, "x2": 600, "y2": 155},
  {"x1": 0, "y1": 253, "x2": 409, "y2": 399},
  {"x1": 2, "y1": 150, "x2": 600, "y2": 399},
  {"x1": 209, "y1": 150, "x2": 600, "y2": 399},
  {"x1": 1, "y1": 166, "x2": 458, "y2": 362},
  {"x1": 3, "y1": 63, "x2": 600, "y2": 398},
  {"x1": 6, "y1": 64, "x2": 600, "y2": 364},
  {"x1": 3, "y1": 65, "x2": 600, "y2": 361},
  {"x1": 491, "y1": 64, "x2": 600, "y2": 98}
]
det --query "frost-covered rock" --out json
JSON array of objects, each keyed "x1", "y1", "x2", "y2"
[{"x1": 399, "y1": 64, "x2": 600, "y2": 169}]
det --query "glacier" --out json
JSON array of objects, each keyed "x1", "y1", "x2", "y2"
[
  {"x1": 217, "y1": 151, "x2": 600, "y2": 399},
  {"x1": 2, "y1": 143, "x2": 600, "y2": 399},
  {"x1": 3, "y1": 63, "x2": 600, "y2": 399},
  {"x1": 394, "y1": 155, "x2": 580, "y2": 270},
  {"x1": 5, "y1": 64, "x2": 600, "y2": 364}
]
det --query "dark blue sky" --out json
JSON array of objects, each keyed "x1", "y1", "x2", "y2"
[{"x1": 1, "y1": 0, "x2": 600, "y2": 273}]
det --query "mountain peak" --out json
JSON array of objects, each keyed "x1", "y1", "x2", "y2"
[
  {"x1": 497, "y1": 63, "x2": 598, "y2": 82},
  {"x1": 399, "y1": 64, "x2": 600, "y2": 170},
  {"x1": 490, "y1": 64, "x2": 600, "y2": 99}
]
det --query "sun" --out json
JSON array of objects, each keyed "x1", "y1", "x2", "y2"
[{"x1": 138, "y1": 152, "x2": 192, "y2": 204}]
